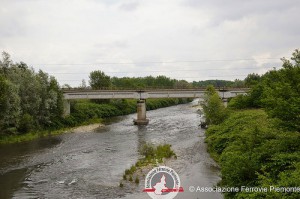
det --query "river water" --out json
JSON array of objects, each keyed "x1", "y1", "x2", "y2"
[{"x1": 0, "y1": 100, "x2": 222, "y2": 199}]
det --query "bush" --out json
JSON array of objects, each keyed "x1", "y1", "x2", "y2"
[
  {"x1": 135, "y1": 176, "x2": 140, "y2": 184},
  {"x1": 202, "y1": 87, "x2": 228, "y2": 125},
  {"x1": 129, "y1": 175, "x2": 133, "y2": 182},
  {"x1": 156, "y1": 144, "x2": 175, "y2": 159},
  {"x1": 18, "y1": 113, "x2": 35, "y2": 133},
  {"x1": 205, "y1": 109, "x2": 300, "y2": 198},
  {"x1": 125, "y1": 169, "x2": 130, "y2": 175},
  {"x1": 139, "y1": 143, "x2": 156, "y2": 158},
  {"x1": 227, "y1": 94, "x2": 251, "y2": 109}
]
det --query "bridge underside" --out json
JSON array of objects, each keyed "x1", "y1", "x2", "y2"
[{"x1": 63, "y1": 89, "x2": 247, "y2": 125}]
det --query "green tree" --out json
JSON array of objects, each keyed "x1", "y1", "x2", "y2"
[
  {"x1": 174, "y1": 80, "x2": 191, "y2": 89},
  {"x1": 244, "y1": 73, "x2": 261, "y2": 87},
  {"x1": 232, "y1": 79, "x2": 245, "y2": 87},
  {"x1": 0, "y1": 53, "x2": 64, "y2": 134},
  {"x1": 0, "y1": 51, "x2": 12, "y2": 75},
  {"x1": 260, "y1": 49, "x2": 300, "y2": 131},
  {"x1": 154, "y1": 75, "x2": 175, "y2": 88},
  {"x1": 7, "y1": 64, "x2": 41, "y2": 121},
  {"x1": 0, "y1": 77, "x2": 21, "y2": 133},
  {"x1": 0, "y1": 75, "x2": 9, "y2": 131},
  {"x1": 0, "y1": 75, "x2": 8, "y2": 108},
  {"x1": 192, "y1": 80, "x2": 235, "y2": 88},
  {"x1": 89, "y1": 70, "x2": 111, "y2": 89},
  {"x1": 201, "y1": 85, "x2": 227, "y2": 125},
  {"x1": 18, "y1": 113, "x2": 34, "y2": 133},
  {"x1": 228, "y1": 94, "x2": 250, "y2": 109},
  {"x1": 36, "y1": 72, "x2": 63, "y2": 127}
]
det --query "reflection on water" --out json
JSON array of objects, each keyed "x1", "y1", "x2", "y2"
[
  {"x1": 0, "y1": 100, "x2": 222, "y2": 199},
  {"x1": 0, "y1": 168, "x2": 28, "y2": 199}
]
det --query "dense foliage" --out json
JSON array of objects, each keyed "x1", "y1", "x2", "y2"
[
  {"x1": 89, "y1": 70, "x2": 111, "y2": 89},
  {"x1": 229, "y1": 49, "x2": 300, "y2": 131},
  {"x1": 0, "y1": 52, "x2": 64, "y2": 135},
  {"x1": 192, "y1": 79, "x2": 245, "y2": 88},
  {"x1": 87, "y1": 70, "x2": 243, "y2": 90},
  {"x1": 206, "y1": 110, "x2": 300, "y2": 198},
  {"x1": 205, "y1": 50, "x2": 300, "y2": 198},
  {"x1": 91, "y1": 74, "x2": 193, "y2": 89},
  {"x1": 201, "y1": 85, "x2": 227, "y2": 125},
  {"x1": 111, "y1": 75, "x2": 179, "y2": 89}
]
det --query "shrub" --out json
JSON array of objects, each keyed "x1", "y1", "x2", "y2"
[
  {"x1": 18, "y1": 113, "x2": 34, "y2": 133},
  {"x1": 135, "y1": 176, "x2": 140, "y2": 184},
  {"x1": 227, "y1": 94, "x2": 251, "y2": 109},
  {"x1": 205, "y1": 109, "x2": 300, "y2": 198},
  {"x1": 130, "y1": 165, "x2": 136, "y2": 173},
  {"x1": 125, "y1": 169, "x2": 130, "y2": 175},
  {"x1": 139, "y1": 143, "x2": 156, "y2": 158},
  {"x1": 129, "y1": 175, "x2": 133, "y2": 182}
]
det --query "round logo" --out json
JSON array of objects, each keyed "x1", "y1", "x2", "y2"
[{"x1": 143, "y1": 166, "x2": 184, "y2": 199}]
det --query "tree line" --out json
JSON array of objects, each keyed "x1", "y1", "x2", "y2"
[
  {"x1": 192, "y1": 79, "x2": 245, "y2": 88},
  {"x1": 82, "y1": 71, "x2": 193, "y2": 90},
  {"x1": 72, "y1": 71, "x2": 247, "y2": 90}
]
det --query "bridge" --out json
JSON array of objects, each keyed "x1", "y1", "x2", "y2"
[{"x1": 63, "y1": 88, "x2": 249, "y2": 125}]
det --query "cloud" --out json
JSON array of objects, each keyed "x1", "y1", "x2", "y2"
[
  {"x1": 0, "y1": 0, "x2": 298, "y2": 86},
  {"x1": 94, "y1": 40, "x2": 128, "y2": 49},
  {"x1": 119, "y1": 2, "x2": 139, "y2": 11},
  {"x1": 183, "y1": 0, "x2": 299, "y2": 24}
]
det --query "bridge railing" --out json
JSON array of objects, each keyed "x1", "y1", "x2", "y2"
[{"x1": 61, "y1": 87, "x2": 250, "y2": 93}]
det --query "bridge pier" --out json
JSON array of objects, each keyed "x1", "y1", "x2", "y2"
[
  {"x1": 222, "y1": 98, "x2": 228, "y2": 107},
  {"x1": 63, "y1": 100, "x2": 71, "y2": 117},
  {"x1": 134, "y1": 99, "x2": 149, "y2": 125}
]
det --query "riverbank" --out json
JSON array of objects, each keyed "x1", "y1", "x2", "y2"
[
  {"x1": 0, "y1": 98, "x2": 192, "y2": 145},
  {"x1": 0, "y1": 118, "x2": 103, "y2": 145},
  {"x1": 205, "y1": 109, "x2": 300, "y2": 198},
  {"x1": 71, "y1": 123, "x2": 104, "y2": 133}
]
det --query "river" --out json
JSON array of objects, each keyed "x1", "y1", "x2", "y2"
[{"x1": 0, "y1": 100, "x2": 222, "y2": 199}]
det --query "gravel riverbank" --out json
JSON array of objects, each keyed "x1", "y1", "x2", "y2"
[{"x1": 70, "y1": 123, "x2": 105, "y2": 133}]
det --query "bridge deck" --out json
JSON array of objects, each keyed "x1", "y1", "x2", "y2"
[{"x1": 63, "y1": 89, "x2": 248, "y2": 100}]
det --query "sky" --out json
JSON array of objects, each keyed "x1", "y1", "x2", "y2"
[{"x1": 0, "y1": 0, "x2": 299, "y2": 86}]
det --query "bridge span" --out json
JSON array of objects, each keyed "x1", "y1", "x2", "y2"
[{"x1": 63, "y1": 88, "x2": 248, "y2": 125}]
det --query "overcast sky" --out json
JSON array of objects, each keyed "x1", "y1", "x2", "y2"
[{"x1": 0, "y1": 0, "x2": 299, "y2": 86}]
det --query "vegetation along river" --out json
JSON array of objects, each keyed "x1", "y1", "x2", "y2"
[{"x1": 0, "y1": 99, "x2": 222, "y2": 199}]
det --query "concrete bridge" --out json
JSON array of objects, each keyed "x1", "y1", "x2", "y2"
[{"x1": 63, "y1": 88, "x2": 248, "y2": 125}]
